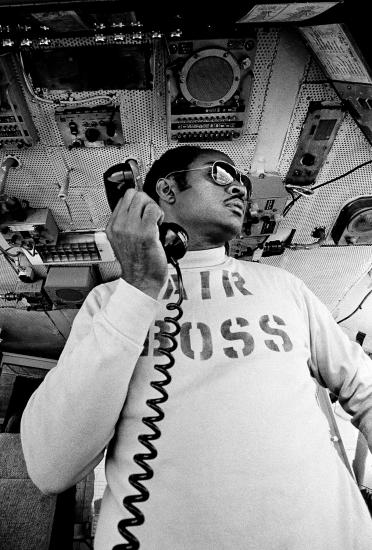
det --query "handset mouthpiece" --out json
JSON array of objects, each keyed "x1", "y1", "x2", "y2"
[{"x1": 159, "y1": 222, "x2": 188, "y2": 262}]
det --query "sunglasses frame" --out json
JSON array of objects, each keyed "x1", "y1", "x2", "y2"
[{"x1": 163, "y1": 160, "x2": 251, "y2": 191}]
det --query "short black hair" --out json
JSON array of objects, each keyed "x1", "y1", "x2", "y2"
[{"x1": 143, "y1": 145, "x2": 208, "y2": 203}]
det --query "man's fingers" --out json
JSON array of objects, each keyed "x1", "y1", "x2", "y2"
[
  {"x1": 107, "y1": 190, "x2": 150, "y2": 232},
  {"x1": 110, "y1": 187, "x2": 137, "y2": 218},
  {"x1": 106, "y1": 190, "x2": 163, "y2": 241},
  {"x1": 127, "y1": 191, "x2": 160, "y2": 220},
  {"x1": 141, "y1": 201, "x2": 164, "y2": 229}
]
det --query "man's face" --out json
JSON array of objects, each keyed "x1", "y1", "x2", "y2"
[{"x1": 169, "y1": 150, "x2": 248, "y2": 249}]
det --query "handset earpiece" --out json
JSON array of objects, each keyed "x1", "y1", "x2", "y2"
[{"x1": 103, "y1": 160, "x2": 137, "y2": 212}]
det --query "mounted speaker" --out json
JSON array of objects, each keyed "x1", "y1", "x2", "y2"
[
  {"x1": 166, "y1": 36, "x2": 257, "y2": 143},
  {"x1": 44, "y1": 266, "x2": 98, "y2": 308},
  {"x1": 331, "y1": 196, "x2": 372, "y2": 245}
]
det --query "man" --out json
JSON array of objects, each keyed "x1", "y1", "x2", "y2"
[{"x1": 21, "y1": 145, "x2": 372, "y2": 549}]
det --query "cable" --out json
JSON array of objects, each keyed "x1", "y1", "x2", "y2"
[
  {"x1": 282, "y1": 189, "x2": 297, "y2": 218},
  {"x1": 287, "y1": 227, "x2": 326, "y2": 250},
  {"x1": 0, "y1": 244, "x2": 20, "y2": 257},
  {"x1": 0, "y1": 247, "x2": 19, "y2": 274},
  {"x1": 336, "y1": 289, "x2": 372, "y2": 325},
  {"x1": 114, "y1": 258, "x2": 185, "y2": 550},
  {"x1": 283, "y1": 159, "x2": 372, "y2": 218},
  {"x1": 311, "y1": 159, "x2": 372, "y2": 191},
  {"x1": 285, "y1": 185, "x2": 314, "y2": 198},
  {"x1": 282, "y1": 185, "x2": 312, "y2": 218}
]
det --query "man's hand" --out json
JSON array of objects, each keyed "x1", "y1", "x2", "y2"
[{"x1": 106, "y1": 189, "x2": 168, "y2": 299}]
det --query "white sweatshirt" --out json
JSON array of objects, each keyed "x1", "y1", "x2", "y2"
[{"x1": 21, "y1": 247, "x2": 372, "y2": 549}]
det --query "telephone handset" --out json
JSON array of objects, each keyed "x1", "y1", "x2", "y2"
[
  {"x1": 104, "y1": 160, "x2": 186, "y2": 550},
  {"x1": 103, "y1": 160, "x2": 188, "y2": 263}
]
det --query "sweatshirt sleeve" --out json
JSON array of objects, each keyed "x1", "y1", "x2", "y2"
[
  {"x1": 21, "y1": 278, "x2": 160, "y2": 494},
  {"x1": 298, "y1": 280, "x2": 372, "y2": 450}
]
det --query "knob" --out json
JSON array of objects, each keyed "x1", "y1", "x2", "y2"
[
  {"x1": 345, "y1": 235, "x2": 358, "y2": 245},
  {"x1": 85, "y1": 127, "x2": 101, "y2": 142},
  {"x1": 69, "y1": 138, "x2": 84, "y2": 150},
  {"x1": 68, "y1": 121, "x2": 79, "y2": 135}
]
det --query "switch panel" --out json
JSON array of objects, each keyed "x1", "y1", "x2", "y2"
[
  {"x1": 0, "y1": 208, "x2": 59, "y2": 249},
  {"x1": 285, "y1": 101, "x2": 345, "y2": 186},
  {"x1": 55, "y1": 104, "x2": 124, "y2": 149},
  {"x1": 15, "y1": 279, "x2": 52, "y2": 310},
  {"x1": 332, "y1": 81, "x2": 372, "y2": 145}
]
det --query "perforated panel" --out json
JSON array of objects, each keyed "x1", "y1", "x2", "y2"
[
  {"x1": 303, "y1": 55, "x2": 329, "y2": 83},
  {"x1": 246, "y1": 28, "x2": 280, "y2": 135},
  {"x1": 151, "y1": 38, "x2": 168, "y2": 152},
  {"x1": 262, "y1": 246, "x2": 372, "y2": 313},
  {"x1": 1, "y1": 28, "x2": 372, "y2": 320}
]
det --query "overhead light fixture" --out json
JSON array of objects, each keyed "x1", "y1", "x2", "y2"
[
  {"x1": 94, "y1": 34, "x2": 106, "y2": 43},
  {"x1": 2, "y1": 38, "x2": 14, "y2": 47},
  {"x1": 132, "y1": 31, "x2": 143, "y2": 40},
  {"x1": 39, "y1": 37, "x2": 51, "y2": 46},
  {"x1": 20, "y1": 38, "x2": 33, "y2": 47}
]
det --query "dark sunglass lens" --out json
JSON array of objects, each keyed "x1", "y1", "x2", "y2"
[
  {"x1": 212, "y1": 161, "x2": 251, "y2": 192},
  {"x1": 213, "y1": 161, "x2": 235, "y2": 185}
]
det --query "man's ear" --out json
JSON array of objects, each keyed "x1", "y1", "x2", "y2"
[{"x1": 156, "y1": 178, "x2": 176, "y2": 204}]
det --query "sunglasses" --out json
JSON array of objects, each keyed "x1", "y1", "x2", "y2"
[{"x1": 164, "y1": 161, "x2": 251, "y2": 192}]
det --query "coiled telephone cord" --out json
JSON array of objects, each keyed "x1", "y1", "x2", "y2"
[{"x1": 113, "y1": 259, "x2": 185, "y2": 550}]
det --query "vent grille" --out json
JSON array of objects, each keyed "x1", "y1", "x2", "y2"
[{"x1": 186, "y1": 57, "x2": 234, "y2": 102}]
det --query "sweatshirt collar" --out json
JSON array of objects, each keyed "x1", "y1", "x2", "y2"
[{"x1": 175, "y1": 246, "x2": 227, "y2": 269}]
